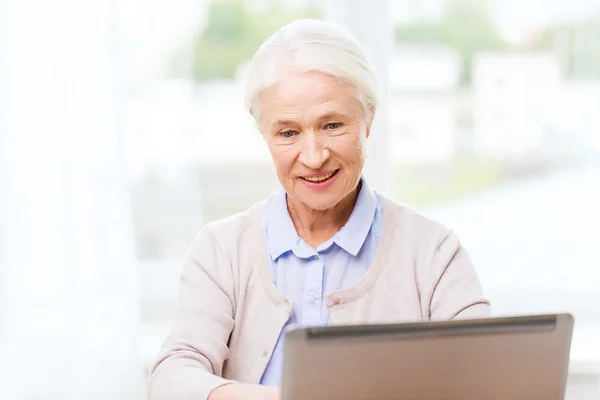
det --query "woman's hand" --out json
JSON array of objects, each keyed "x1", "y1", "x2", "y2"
[{"x1": 208, "y1": 383, "x2": 281, "y2": 400}]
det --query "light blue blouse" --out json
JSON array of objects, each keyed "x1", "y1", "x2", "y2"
[{"x1": 259, "y1": 179, "x2": 383, "y2": 385}]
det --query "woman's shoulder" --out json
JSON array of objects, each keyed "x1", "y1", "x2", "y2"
[{"x1": 182, "y1": 199, "x2": 270, "y2": 283}]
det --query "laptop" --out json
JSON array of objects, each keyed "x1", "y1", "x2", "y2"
[{"x1": 281, "y1": 314, "x2": 574, "y2": 400}]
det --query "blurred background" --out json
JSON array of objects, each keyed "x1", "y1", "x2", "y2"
[{"x1": 1, "y1": 0, "x2": 599, "y2": 398}]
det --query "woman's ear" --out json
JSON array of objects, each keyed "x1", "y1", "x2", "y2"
[
  {"x1": 369, "y1": 104, "x2": 376, "y2": 122},
  {"x1": 366, "y1": 105, "x2": 376, "y2": 138}
]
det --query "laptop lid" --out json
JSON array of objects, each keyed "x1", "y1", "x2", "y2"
[{"x1": 282, "y1": 314, "x2": 574, "y2": 400}]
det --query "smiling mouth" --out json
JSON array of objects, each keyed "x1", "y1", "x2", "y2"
[{"x1": 301, "y1": 169, "x2": 339, "y2": 183}]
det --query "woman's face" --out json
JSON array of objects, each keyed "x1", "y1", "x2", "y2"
[{"x1": 257, "y1": 71, "x2": 371, "y2": 211}]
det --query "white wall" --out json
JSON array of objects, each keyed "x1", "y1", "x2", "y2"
[{"x1": 0, "y1": 1, "x2": 143, "y2": 398}]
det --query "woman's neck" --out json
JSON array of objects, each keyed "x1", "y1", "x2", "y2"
[{"x1": 287, "y1": 183, "x2": 361, "y2": 249}]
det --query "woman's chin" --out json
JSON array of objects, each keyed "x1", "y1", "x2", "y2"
[{"x1": 294, "y1": 192, "x2": 345, "y2": 212}]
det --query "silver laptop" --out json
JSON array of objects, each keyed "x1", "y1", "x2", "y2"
[{"x1": 281, "y1": 314, "x2": 574, "y2": 400}]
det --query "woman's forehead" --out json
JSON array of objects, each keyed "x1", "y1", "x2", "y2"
[{"x1": 258, "y1": 72, "x2": 364, "y2": 123}]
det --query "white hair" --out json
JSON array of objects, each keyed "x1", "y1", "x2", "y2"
[{"x1": 243, "y1": 19, "x2": 380, "y2": 123}]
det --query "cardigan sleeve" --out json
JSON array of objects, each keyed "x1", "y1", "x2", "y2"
[
  {"x1": 427, "y1": 230, "x2": 491, "y2": 320},
  {"x1": 148, "y1": 227, "x2": 236, "y2": 400}
]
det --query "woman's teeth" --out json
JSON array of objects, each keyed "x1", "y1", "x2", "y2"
[{"x1": 303, "y1": 171, "x2": 336, "y2": 183}]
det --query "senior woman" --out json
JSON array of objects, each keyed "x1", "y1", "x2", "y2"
[{"x1": 148, "y1": 19, "x2": 489, "y2": 400}]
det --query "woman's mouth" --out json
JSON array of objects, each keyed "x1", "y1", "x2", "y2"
[{"x1": 301, "y1": 169, "x2": 339, "y2": 183}]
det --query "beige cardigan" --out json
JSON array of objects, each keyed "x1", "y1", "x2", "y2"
[{"x1": 148, "y1": 195, "x2": 490, "y2": 400}]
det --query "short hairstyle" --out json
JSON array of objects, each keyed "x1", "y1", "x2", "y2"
[{"x1": 243, "y1": 19, "x2": 380, "y2": 123}]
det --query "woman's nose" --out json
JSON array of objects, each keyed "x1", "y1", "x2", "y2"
[{"x1": 298, "y1": 133, "x2": 330, "y2": 170}]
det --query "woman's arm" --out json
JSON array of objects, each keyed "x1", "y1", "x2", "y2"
[
  {"x1": 427, "y1": 230, "x2": 491, "y2": 320},
  {"x1": 148, "y1": 227, "x2": 236, "y2": 400}
]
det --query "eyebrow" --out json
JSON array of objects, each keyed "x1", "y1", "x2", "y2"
[
  {"x1": 273, "y1": 112, "x2": 346, "y2": 126},
  {"x1": 273, "y1": 119, "x2": 297, "y2": 128},
  {"x1": 316, "y1": 112, "x2": 347, "y2": 121}
]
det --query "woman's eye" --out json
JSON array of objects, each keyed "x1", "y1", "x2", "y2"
[
  {"x1": 325, "y1": 122, "x2": 342, "y2": 130},
  {"x1": 280, "y1": 130, "x2": 296, "y2": 138}
]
